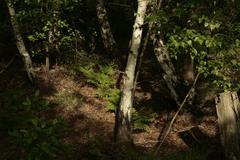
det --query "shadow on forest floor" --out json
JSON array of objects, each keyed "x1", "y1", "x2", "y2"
[{"x1": 0, "y1": 58, "x2": 225, "y2": 159}]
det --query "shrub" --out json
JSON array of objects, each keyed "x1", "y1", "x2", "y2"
[{"x1": 0, "y1": 89, "x2": 68, "y2": 160}]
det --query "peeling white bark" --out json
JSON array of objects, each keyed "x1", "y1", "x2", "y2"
[
  {"x1": 96, "y1": 0, "x2": 117, "y2": 54},
  {"x1": 154, "y1": 38, "x2": 179, "y2": 105},
  {"x1": 115, "y1": 0, "x2": 149, "y2": 143},
  {"x1": 6, "y1": 0, "x2": 35, "y2": 82}
]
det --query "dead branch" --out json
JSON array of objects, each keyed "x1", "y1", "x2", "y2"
[{"x1": 154, "y1": 72, "x2": 200, "y2": 156}]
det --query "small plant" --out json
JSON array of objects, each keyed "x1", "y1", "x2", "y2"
[
  {"x1": 54, "y1": 91, "x2": 83, "y2": 109},
  {"x1": 132, "y1": 108, "x2": 156, "y2": 131},
  {"x1": 0, "y1": 89, "x2": 68, "y2": 160}
]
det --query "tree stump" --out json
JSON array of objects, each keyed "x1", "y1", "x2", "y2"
[{"x1": 215, "y1": 91, "x2": 240, "y2": 160}]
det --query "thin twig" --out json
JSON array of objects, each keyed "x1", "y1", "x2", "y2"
[
  {"x1": 0, "y1": 56, "x2": 15, "y2": 74},
  {"x1": 108, "y1": 2, "x2": 131, "y2": 8},
  {"x1": 154, "y1": 72, "x2": 200, "y2": 156}
]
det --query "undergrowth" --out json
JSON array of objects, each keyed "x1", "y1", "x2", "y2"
[
  {"x1": 80, "y1": 137, "x2": 155, "y2": 160},
  {"x1": 71, "y1": 54, "x2": 120, "y2": 111},
  {"x1": 0, "y1": 89, "x2": 69, "y2": 160},
  {"x1": 132, "y1": 108, "x2": 156, "y2": 131},
  {"x1": 71, "y1": 54, "x2": 156, "y2": 131},
  {"x1": 54, "y1": 90, "x2": 83, "y2": 109}
]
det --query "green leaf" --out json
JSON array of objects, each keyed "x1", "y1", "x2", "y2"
[
  {"x1": 35, "y1": 90, "x2": 40, "y2": 97},
  {"x1": 27, "y1": 35, "x2": 37, "y2": 42},
  {"x1": 186, "y1": 40, "x2": 192, "y2": 46},
  {"x1": 210, "y1": 22, "x2": 220, "y2": 31},
  {"x1": 204, "y1": 22, "x2": 209, "y2": 27},
  {"x1": 31, "y1": 118, "x2": 39, "y2": 126}
]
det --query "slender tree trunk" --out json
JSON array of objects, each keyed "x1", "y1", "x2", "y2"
[
  {"x1": 44, "y1": 29, "x2": 53, "y2": 83},
  {"x1": 45, "y1": 30, "x2": 53, "y2": 74},
  {"x1": 153, "y1": 37, "x2": 180, "y2": 105},
  {"x1": 96, "y1": 0, "x2": 117, "y2": 54},
  {"x1": 142, "y1": 0, "x2": 179, "y2": 105},
  {"x1": 133, "y1": 0, "x2": 162, "y2": 90},
  {"x1": 215, "y1": 91, "x2": 240, "y2": 160},
  {"x1": 183, "y1": 54, "x2": 194, "y2": 86},
  {"x1": 5, "y1": 0, "x2": 34, "y2": 82},
  {"x1": 115, "y1": 0, "x2": 149, "y2": 143}
]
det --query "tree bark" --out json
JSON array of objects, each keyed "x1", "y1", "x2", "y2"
[
  {"x1": 153, "y1": 37, "x2": 180, "y2": 105},
  {"x1": 144, "y1": 0, "x2": 179, "y2": 105},
  {"x1": 215, "y1": 91, "x2": 240, "y2": 160},
  {"x1": 182, "y1": 54, "x2": 194, "y2": 86},
  {"x1": 5, "y1": 0, "x2": 34, "y2": 82},
  {"x1": 133, "y1": 0, "x2": 162, "y2": 90},
  {"x1": 115, "y1": 0, "x2": 149, "y2": 143},
  {"x1": 96, "y1": 0, "x2": 117, "y2": 54}
]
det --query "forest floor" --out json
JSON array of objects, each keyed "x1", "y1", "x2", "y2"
[{"x1": 0, "y1": 58, "x2": 224, "y2": 160}]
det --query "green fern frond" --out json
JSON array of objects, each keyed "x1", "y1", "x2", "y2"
[
  {"x1": 72, "y1": 55, "x2": 120, "y2": 112},
  {"x1": 132, "y1": 108, "x2": 156, "y2": 131}
]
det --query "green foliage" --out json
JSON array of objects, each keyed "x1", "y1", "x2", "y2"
[
  {"x1": 72, "y1": 55, "x2": 120, "y2": 111},
  {"x1": 27, "y1": 18, "x2": 78, "y2": 57},
  {"x1": 0, "y1": 89, "x2": 68, "y2": 160},
  {"x1": 54, "y1": 90, "x2": 83, "y2": 109},
  {"x1": 153, "y1": 0, "x2": 240, "y2": 91},
  {"x1": 13, "y1": 0, "x2": 95, "y2": 62},
  {"x1": 132, "y1": 108, "x2": 156, "y2": 131},
  {"x1": 72, "y1": 55, "x2": 156, "y2": 130}
]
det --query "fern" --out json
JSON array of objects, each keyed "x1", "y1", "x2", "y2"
[
  {"x1": 73, "y1": 56, "x2": 120, "y2": 112},
  {"x1": 104, "y1": 89, "x2": 121, "y2": 111},
  {"x1": 132, "y1": 108, "x2": 156, "y2": 131},
  {"x1": 72, "y1": 55, "x2": 156, "y2": 129}
]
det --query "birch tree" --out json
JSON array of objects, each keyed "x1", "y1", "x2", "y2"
[
  {"x1": 133, "y1": 0, "x2": 180, "y2": 105},
  {"x1": 5, "y1": 0, "x2": 35, "y2": 82},
  {"x1": 153, "y1": 37, "x2": 180, "y2": 105},
  {"x1": 115, "y1": 0, "x2": 149, "y2": 143},
  {"x1": 96, "y1": 0, "x2": 118, "y2": 54},
  {"x1": 148, "y1": 0, "x2": 180, "y2": 105}
]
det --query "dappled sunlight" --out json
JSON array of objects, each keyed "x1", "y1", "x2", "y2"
[{"x1": 1, "y1": 0, "x2": 240, "y2": 159}]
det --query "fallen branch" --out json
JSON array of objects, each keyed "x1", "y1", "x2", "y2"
[{"x1": 154, "y1": 72, "x2": 200, "y2": 156}]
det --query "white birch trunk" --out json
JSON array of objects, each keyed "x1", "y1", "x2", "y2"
[
  {"x1": 115, "y1": 0, "x2": 149, "y2": 143},
  {"x1": 96, "y1": 0, "x2": 117, "y2": 54},
  {"x1": 154, "y1": 38, "x2": 180, "y2": 105},
  {"x1": 215, "y1": 91, "x2": 240, "y2": 160},
  {"x1": 6, "y1": 0, "x2": 34, "y2": 82}
]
